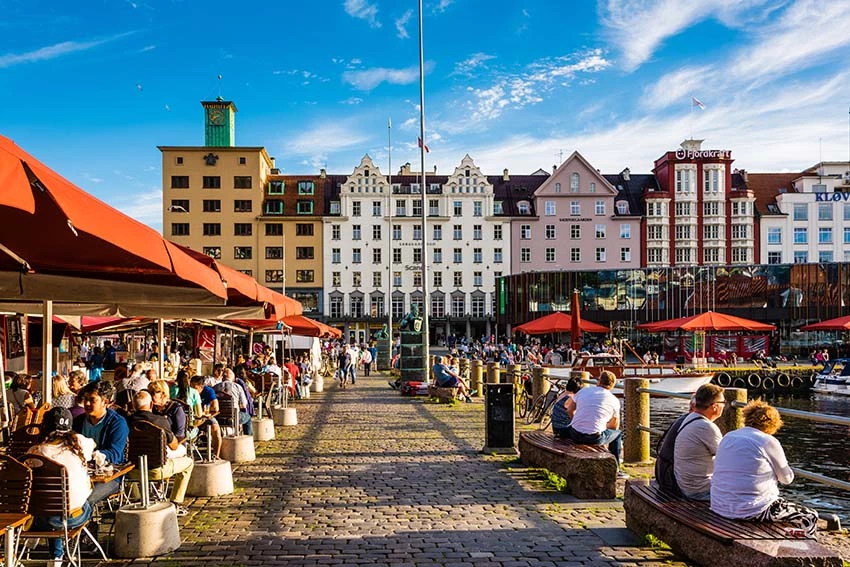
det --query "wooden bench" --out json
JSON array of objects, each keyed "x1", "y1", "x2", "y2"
[
  {"x1": 427, "y1": 384, "x2": 459, "y2": 403},
  {"x1": 518, "y1": 431, "x2": 616, "y2": 499},
  {"x1": 624, "y1": 479, "x2": 842, "y2": 567}
]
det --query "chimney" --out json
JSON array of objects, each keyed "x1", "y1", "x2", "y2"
[
  {"x1": 433, "y1": 165, "x2": 437, "y2": 174},
  {"x1": 320, "y1": 168, "x2": 327, "y2": 179},
  {"x1": 741, "y1": 169, "x2": 748, "y2": 183},
  {"x1": 503, "y1": 168, "x2": 510, "y2": 181},
  {"x1": 270, "y1": 157, "x2": 280, "y2": 174},
  {"x1": 621, "y1": 167, "x2": 630, "y2": 181},
  {"x1": 552, "y1": 164, "x2": 557, "y2": 174}
]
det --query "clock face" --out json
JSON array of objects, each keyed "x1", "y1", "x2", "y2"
[{"x1": 209, "y1": 109, "x2": 225, "y2": 125}]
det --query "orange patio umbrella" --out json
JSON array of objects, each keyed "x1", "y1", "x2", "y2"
[
  {"x1": 799, "y1": 315, "x2": 850, "y2": 331},
  {"x1": 514, "y1": 311, "x2": 609, "y2": 335},
  {"x1": 636, "y1": 311, "x2": 775, "y2": 332}
]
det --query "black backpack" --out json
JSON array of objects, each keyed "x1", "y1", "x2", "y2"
[{"x1": 654, "y1": 413, "x2": 699, "y2": 495}]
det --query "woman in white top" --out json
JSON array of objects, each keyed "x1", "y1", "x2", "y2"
[
  {"x1": 27, "y1": 407, "x2": 96, "y2": 563},
  {"x1": 710, "y1": 400, "x2": 818, "y2": 537}
]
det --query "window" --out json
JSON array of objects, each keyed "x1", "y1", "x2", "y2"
[
  {"x1": 202, "y1": 246, "x2": 221, "y2": 259},
  {"x1": 703, "y1": 202, "x2": 720, "y2": 216},
  {"x1": 620, "y1": 224, "x2": 631, "y2": 239},
  {"x1": 265, "y1": 270, "x2": 283, "y2": 283},
  {"x1": 767, "y1": 251, "x2": 782, "y2": 264},
  {"x1": 453, "y1": 201, "x2": 463, "y2": 216},
  {"x1": 473, "y1": 248, "x2": 482, "y2": 263},
  {"x1": 231, "y1": 246, "x2": 251, "y2": 260},
  {"x1": 170, "y1": 199, "x2": 190, "y2": 212},
  {"x1": 595, "y1": 200, "x2": 605, "y2": 215},
  {"x1": 545, "y1": 248, "x2": 555, "y2": 262},
  {"x1": 453, "y1": 248, "x2": 462, "y2": 263},
  {"x1": 555, "y1": 182, "x2": 561, "y2": 193},
  {"x1": 813, "y1": 183, "x2": 827, "y2": 193},
  {"x1": 675, "y1": 202, "x2": 692, "y2": 216},
  {"x1": 570, "y1": 201, "x2": 580, "y2": 215},
  {"x1": 393, "y1": 225, "x2": 402, "y2": 240},
  {"x1": 616, "y1": 201, "x2": 629, "y2": 215},
  {"x1": 352, "y1": 225, "x2": 361, "y2": 240},
  {"x1": 818, "y1": 203, "x2": 833, "y2": 221},
  {"x1": 520, "y1": 225, "x2": 531, "y2": 239},
  {"x1": 793, "y1": 227, "x2": 808, "y2": 244},
  {"x1": 453, "y1": 272, "x2": 463, "y2": 287},
  {"x1": 202, "y1": 176, "x2": 221, "y2": 189},
  {"x1": 203, "y1": 223, "x2": 221, "y2": 236},
  {"x1": 393, "y1": 271, "x2": 402, "y2": 287},
  {"x1": 264, "y1": 200, "x2": 283, "y2": 215},
  {"x1": 239, "y1": 157, "x2": 246, "y2": 165},
  {"x1": 268, "y1": 180, "x2": 284, "y2": 194},
  {"x1": 675, "y1": 225, "x2": 693, "y2": 239},
  {"x1": 412, "y1": 199, "x2": 423, "y2": 216},
  {"x1": 493, "y1": 225, "x2": 503, "y2": 240},
  {"x1": 819, "y1": 227, "x2": 833, "y2": 244},
  {"x1": 413, "y1": 271, "x2": 422, "y2": 287},
  {"x1": 595, "y1": 224, "x2": 606, "y2": 239},
  {"x1": 392, "y1": 249, "x2": 402, "y2": 263},
  {"x1": 517, "y1": 201, "x2": 531, "y2": 214},
  {"x1": 202, "y1": 199, "x2": 221, "y2": 213},
  {"x1": 234, "y1": 176, "x2": 252, "y2": 189},
  {"x1": 570, "y1": 225, "x2": 581, "y2": 239},
  {"x1": 373, "y1": 272, "x2": 382, "y2": 288},
  {"x1": 544, "y1": 201, "x2": 556, "y2": 216},
  {"x1": 234, "y1": 200, "x2": 252, "y2": 213},
  {"x1": 296, "y1": 200, "x2": 313, "y2": 214},
  {"x1": 453, "y1": 225, "x2": 462, "y2": 240},
  {"x1": 433, "y1": 271, "x2": 442, "y2": 288},
  {"x1": 647, "y1": 248, "x2": 663, "y2": 263},
  {"x1": 845, "y1": 227, "x2": 850, "y2": 244},
  {"x1": 234, "y1": 223, "x2": 252, "y2": 236},
  {"x1": 265, "y1": 223, "x2": 283, "y2": 236},
  {"x1": 648, "y1": 226, "x2": 664, "y2": 239},
  {"x1": 296, "y1": 246, "x2": 314, "y2": 260},
  {"x1": 352, "y1": 272, "x2": 362, "y2": 287},
  {"x1": 433, "y1": 248, "x2": 442, "y2": 263},
  {"x1": 330, "y1": 297, "x2": 343, "y2": 318},
  {"x1": 844, "y1": 203, "x2": 850, "y2": 221},
  {"x1": 472, "y1": 225, "x2": 482, "y2": 240},
  {"x1": 429, "y1": 199, "x2": 440, "y2": 216},
  {"x1": 431, "y1": 294, "x2": 444, "y2": 317},
  {"x1": 794, "y1": 251, "x2": 808, "y2": 263},
  {"x1": 332, "y1": 249, "x2": 341, "y2": 264},
  {"x1": 703, "y1": 168, "x2": 721, "y2": 193},
  {"x1": 171, "y1": 176, "x2": 189, "y2": 189},
  {"x1": 732, "y1": 247, "x2": 750, "y2": 263},
  {"x1": 620, "y1": 247, "x2": 631, "y2": 262},
  {"x1": 793, "y1": 203, "x2": 808, "y2": 221},
  {"x1": 704, "y1": 225, "x2": 720, "y2": 240},
  {"x1": 433, "y1": 225, "x2": 442, "y2": 240},
  {"x1": 350, "y1": 295, "x2": 363, "y2": 317},
  {"x1": 545, "y1": 225, "x2": 556, "y2": 239},
  {"x1": 473, "y1": 201, "x2": 483, "y2": 217},
  {"x1": 450, "y1": 295, "x2": 464, "y2": 317},
  {"x1": 675, "y1": 168, "x2": 694, "y2": 193},
  {"x1": 675, "y1": 247, "x2": 694, "y2": 263},
  {"x1": 767, "y1": 227, "x2": 782, "y2": 244},
  {"x1": 297, "y1": 181, "x2": 314, "y2": 195},
  {"x1": 266, "y1": 246, "x2": 283, "y2": 259},
  {"x1": 372, "y1": 201, "x2": 382, "y2": 216},
  {"x1": 494, "y1": 248, "x2": 503, "y2": 263},
  {"x1": 373, "y1": 248, "x2": 382, "y2": 264},
  {"x1": 570, "y1": 172, "x2": 579, "y2": 192},
  {"x1": 175, "y1": 157, "x2": 184, "y2": 165},
  {"x1": 372, "y1": 225, "x2": 382, "y2": 240},
  {"x1": 731, "y1": 224, "x2": 749, "y2": 239},
  {"x1": 596, "y1": 247, "x2": 606, "y2": 262},
  {"x1": 704, "y1": 248, "x2": 720, "y2": 263},
  {"x1": 352, "y1": 249, "x2": 362, "y2": 263},
  {"x1": 570, "y1": 248, "x2": 580, "y2": 262},
  {"x1": 352, "y1": 201, "x2": 361, "y2": 217},
  {"x1": 413, "y1": 248, "x2": 422, "y2": 263},
  {"x1": 396, "y1": 200, "x2": 406, "y2": 216}
]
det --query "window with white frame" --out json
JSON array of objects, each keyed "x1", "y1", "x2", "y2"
[
  {"x1": 393, "y1": 271, "x2": 402, "y2": 287},
  {"x1": 393, "y1": 249, "x2": 402, "y2": 264},
  {"x1": 819, "y1": 227, "x2": 833, "y2": 243},
  {"x1": 473, "y1": 248, "x2": 482, "y2": 263},
  {"x1": 429, "y1": 199, "x2": 439, "y2": 216},
  {"x1": 413, "y1": 271, "x2": 422, "y2": 287},
  {"x1": 545, "y1": 201, "x2": 556, "y2": 216},
  {"x1": 453, "y1": 225, "x2": 462, "y2": 240},
  {"x1": 412, "y1": 199, "x2": 422, "y2": 216},
  {"x1": 330, "y1": 296, "x2": 343, "y2": 318},
  {"x1": 494, "y1": 248, "x2": 503, "y2": 263},
  {"x1": 473, "y1": 201, "x2": 483, "y2": 217},
  {"x1": 453, "y1": 248, "x2": 462, "y2": 263},
  {"x1": 472, "y1": 295, "x2": 485, "y2": 317},
  {"x1": 596, "y1": 247, "x2": 606, "y2": 262},
  {"x1": 675, "y1": 202, "x2": 692, "y2": 216},
  {"x1": 433, "y1": 248, "x2": 442, "y2": 263},
  {"x1": 793, "y1": 227, "x2": 807, "y2": 244},
  {"x1": 332, "y1": 248, "x2": 341, "y2": 263},
  {"x1": 844, "y1": 203, "x2": 850, "y2": 221},
  {"x1": 392, "y1": 294, "x2": 404, "y2": 317},
  {"x1": 620, "y1": 224, "x2": 631, "y2": 239},
  {"x1": 595, "y1": 224, "x2": 606, "y2": 239},
  {"x1": 452, "y1": 295, "x2": 465, "y2": 317},
  {"x1": 793, "y1": 203, "x2": 808, "y2": 221},
  {"x1": 352, "y1": 248, "x2": 361, "y2": 263},
  {"x1": 844, "y1": 227, "x2": 850, "y2": 243},
  {"x1": 675, "y1": 167, "x2": 694, "y2": 193},
  {"x1": 820, "y1": 250, "x2": 834, "y2": 263},
  {"x1": 352, "y1": 272, "x2": 361, "y2": 287},
  {"x1": 413, "y1": 225, "x2": 423, "y2": 240},
  {"x1": 373, "y1": 272, "x2": 382, "y2": 288},
  {"x1": 431, "y1": 295, "x2": 444, "y2": 317},
  {"x1": 473, "y1": 272, "x2": 483, "y2": 286},
  {"x1": 350, "y1": 295, "x2": 363, "y2": 318},
  {"x1": 520, "y1": 225, "x2": 531, "y2": 239},
  {"x1": 675, "y1": 225, "x2": 693, "y2": 239},
  {"x1": 494, "y1": 201, "x2": 503, "y2": 214},
  {"x1": 616, "y1": 201, "x2": 629, "y2": 215},
  {"x1": 703, "y1": 202, "x2": 720, "y2": 216},
  {"x1": 570, "y1": 225, "x2": 581, "y2": 239},
  {"x1": 433, "y1": 271, "x2": 442, "y2": 288},
  {"x1": 647, "y1": 248, "x2": 663, "y2": 263},
  {"x1": 352, "y1": 225, "x2": 361, "y2": 240},
  {"x1": 819, "y1": 203, "x2": 833, "y2": 221},
  {"x1": 373, "y1": 248, "x2": 381, "y2": 264},
  {"x1": 545, "y1": 248, "x2": 555, "y2": 262},
  {"x1": 704, "y1": 225, "x2": 721, "y2": 240},
  {"x1": 704, "y1": 248, "x2": 720, "y2": 263},
  {"x1": 372, "y1": 201, "x2": 382, "y2": 216},
  {"x1": 675, "y1": 247, "x2": 694, "y2": 263},
  {"x1": 545, "y1": 225, "x2": 556, "y2": 239},
  {"x1": 393, "y1": 224, "x2": 402, "y2": 240},
  {"x1": 520, "y1": 248, "x2": 531, "y2": 262},
  {"x1": 433, "y1": 224, "x2": 442, "y2": 240},
  {"x1": 352, "y1": 201, "x2": 361, "y2": 217},
  {"x1": 396, "y1": 199, "x2": 406, "y2": 216},
  {"x1": 703, "y1": 168, "x2": 722, "y2": 193},
  {"x1": 767, "y1": 251, "x2": 782, "y2": 264},
  {"x1": 767, "y1": 227, "x2": 781, "y2": 244},
  {"x1": 372, "y1": 225, "x2": 382, "y2": 240},
  {"x1": 648, "y1": 225, "x2": 664, "y2": 239},
  {"x1": 731, "y1": 224, "x2": 749, "y2": 239},
  {"x1": 621, "y1": 247, "x2": 631, "y2": 262},
  {"x1": 570, "y1": 201, "x2": 580, "y2": 215},
  {"x1": 332, "y1": 272, "x2": 341, "y2": 287},
  {"x1": 793, "y1": 251, "x2": 808, "y2": 263},
  {"x1": 555, "y1": 182, "x2": 561, "y2": 193},
  {"x1": 332, "y1": 224, "x2": 340, "y2": 240},
  {"x1": 517, "y1": 201, "x2": 531, "y2": 214},
  {"x1": 453, "y1": 272, "x2": 463, "y2": 287},
  {"x1": 589, "y1": 182, "x2": 596, "y2": 193},
  {"x1": 493, "y1": 225, "x2": 503, "y2": 240},
  {"x1": 570, "y1": 248, "x2": 580, "y2": 262},
  {"x1": 595, "y1": 200, "x2": 605, "y2": 215},
  {"x1": 732, "y1": 247, "x2": 750, "y2": 263},
  {"x1": 473, "y1": 225, "x2": 482, "y2": 240},
  {"x1": 453, "y1": 201, "x2": 462, "y2": 216},
  {"x1": 570, "y1": 172, "x2": 579, "y2": 192}
]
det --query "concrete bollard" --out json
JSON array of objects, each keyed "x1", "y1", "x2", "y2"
[
  {"x1": 314, "y1": 373, "x2": 324, "y2": 393},
  {"x1": 272, "y1": 406, "x2": 298, "y2": 426},
  {"x1": 719, "y1": 387, "x2": 748, "y2": 435},
  {"x1": 509, "y1": 364, "x2": 521, "y2": 386},
  {"x1": 186, "y1": 459, "x2": 234, "y2": 497},
  {"x1": 113, "y1": 501, "x2": 181, "y2": 558},
  {"x1": 532, "y1": 366, "x2": 550, "y2": 401},
  {"x1": 252, "y1": 417, "x2": 275, "y2": 441},
  {"x1": 470, "y1": 360, "x2": 483, "y2": 396},
  {"x1": 486, "y1": 362, "x2": 500, "y2": 384},
  {"x1": 623, "y1": 378, "x2": 650, "y2": 464},
  {"x1": 220, "y1": 434, "x2": 256, "y2": 463}
]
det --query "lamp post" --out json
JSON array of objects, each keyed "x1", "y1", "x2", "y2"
[
  {"x1": 387, "y1": 118, "x2": 394, "y2": 369},
  {"x1": 417, "y1": 0, "x2": 429, "y2": 376}
]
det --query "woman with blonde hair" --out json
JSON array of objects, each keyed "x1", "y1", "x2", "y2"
[
  {"x1": 711, "y1": 400, "x2": 818, "y2": 537},
  {"x1": 52, "y1": 374, "x2": 77, "y2": 409}
]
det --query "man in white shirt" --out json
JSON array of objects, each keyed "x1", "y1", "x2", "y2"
[
  {"x1": 673, "y1": 384, "x2": 725, "y2": 500},
  {"x1": 565, "y1": 370, "x2": 627, "y2": 477}
]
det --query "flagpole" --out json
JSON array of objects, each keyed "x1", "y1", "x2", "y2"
[
  {"x1": 689, "y1": 96, "x2": 693, "y2": 139},
  {"x1": 418, "y1": 0, "x2": 430, "y2": 377},
  {"x1": 387, "y1": 117, "x2": 393, "y2": 368}
]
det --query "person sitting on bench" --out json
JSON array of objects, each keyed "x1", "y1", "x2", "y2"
[
  {"x1": 711, "y1": 400, "x2": 818, "y2": 538},
  {"x1": 431, "y1": 356, "x2": 474, "y2": 402},
  {"x1": 673, "y1": 384, "x2": 725, "y2": 501},
  {"x1": 565, "y1": 370, "x2": 628, "y2": 478}
]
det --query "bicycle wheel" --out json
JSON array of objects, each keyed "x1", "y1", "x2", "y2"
[
  {"x1": 526, "y1": 395, "x2": 546, "y2": 424},
  {"x1": 517, "y1": 389, "x2": 529, "y2": 419},
  {"x1": 539, "y1": 402, "x2": 553, "y2": 430}
]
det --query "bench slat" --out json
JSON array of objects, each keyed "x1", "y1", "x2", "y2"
[{"x1": 522, "y1": 431, "x2": 609, "y2": 454}]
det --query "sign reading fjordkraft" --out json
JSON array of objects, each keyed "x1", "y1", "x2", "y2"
[
  {"x1": 815, "y1": 192, "x2": 850, "y2": 202},
  {"x1": 675, "y1": 149, "x2": 732, "y2": 159}
]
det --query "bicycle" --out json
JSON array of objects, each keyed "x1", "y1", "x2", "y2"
[
  {"x1": 514, "y1": 363, "x2": 535, "y2": 419},
  {"x1": 525, "y1": 377, "x2": 566, "y2": 429}
]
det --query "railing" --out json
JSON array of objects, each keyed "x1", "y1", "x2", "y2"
[{"x1": 622, "y1": 380, "x2": 850, "y2": 493}]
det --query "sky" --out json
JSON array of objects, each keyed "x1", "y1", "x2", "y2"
[{"x1": 3, "y1": 0, "x2": 850, "y2": 231}]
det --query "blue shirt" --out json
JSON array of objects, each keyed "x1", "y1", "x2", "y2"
[
  {"x1": 73, "y1": 408, "x2": 129, "y2": 465},
  {"x1": 199, "y1": 385, "x2": 217, "y2": 407}
]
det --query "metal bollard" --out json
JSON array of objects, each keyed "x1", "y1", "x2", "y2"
[
  {"x1": 139, "y1": 454, "x2": 150, "y2": 509},
  {"x1": 623, "y1": 378, "x2": 650, "y2": 464}
]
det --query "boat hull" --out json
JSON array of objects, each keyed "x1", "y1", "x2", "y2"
[{"x1": 547, "y1": 365, "x2": 714, "y2": 395}]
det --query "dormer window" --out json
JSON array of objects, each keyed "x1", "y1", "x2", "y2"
[
  {"x1": 616, "y1": 201, "x2": 629, "y2": 215},
  {"x1": 465, "y1": 169, "x2": 470, "y2": 177},
  {"x1": 364, "y1": 169, "x2": 370, "y2": 177},
  {"x1": 517, "y1": 201, "x2": 531, "y2": 214}
]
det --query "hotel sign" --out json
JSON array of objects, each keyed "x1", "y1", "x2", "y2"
[
  {"x1": 675, "y1": 149, "x2": 731, "y2": 160},
  {"x1": 815, "y1": 192, "x2": 850, "y2": 202}
]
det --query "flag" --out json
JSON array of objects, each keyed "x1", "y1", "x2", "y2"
[
  {"x1": 418, "y1": 137, "x2": 430, "y2": 153},
  {"x1": 692, "y1": 97, "x2": 706, "y2": 110}
]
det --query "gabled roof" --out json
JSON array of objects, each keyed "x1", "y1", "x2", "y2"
[
  {"x1": 602, "y1": 173, "x2": 657, "y2": 217},
  {"x1": 746, "y1": 173, "x2": 799, "y2": 216},
  {"x1": 534, "y1": 151, "x2": 616, "y2": 197}
]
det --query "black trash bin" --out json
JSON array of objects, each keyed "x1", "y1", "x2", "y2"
[{"x1": 482, "y1": 383, "x2": 516, "y2": 454}]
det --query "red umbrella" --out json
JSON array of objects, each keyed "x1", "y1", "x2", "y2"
[
  {"x1": 514, "y1": 311, "x2": 608, "y2": 335},
  {"x1": 636, "y1": 311, "x2": 775, "y2": 332},
  {"x1": 570, "y1": 289, "x2": 582, "y2": 351},
  {"x1": 799, "y1": 315, "x2": 850, "y2": 331}
]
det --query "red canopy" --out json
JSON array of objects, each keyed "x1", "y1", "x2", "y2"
[
  {"x1": 0, "y1": 135, "x2": 226, "y2": 302},
  {"x1": 799, "y1": 315, "x2": 850, "y2": 331},
  {"x1": 281, "y1": 315, "x2": 342, "y2": 338},
  {"x1": 637, "y1": 311, "x2": 775, "y2": 332},
  {"x1": 515, "y1": 311, "x2": 609, "y2": 335}
]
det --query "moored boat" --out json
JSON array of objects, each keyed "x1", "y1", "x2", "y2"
[{"x1": 812, "y1": 359, "x2": 850, "y2": 396}]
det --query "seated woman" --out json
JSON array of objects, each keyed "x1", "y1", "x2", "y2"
[
  {"x1": 711, "y1": 400, "x2": 818, "y2": 538},
  {"x1": 7, "y1": 373, "x2": 36, "y2": 418},
  {"x1": 27, "y1": 407, "x2": 95, "y2": 566},
  {"x1": 550, "y1": 377, "x2": 583, "y2": 438},
  {"x1": 51, "y1": 375, "x2": 77, "y2": 410},
  {"x1": 431, "y1": 356, "x2": 474, "y2": 402}
]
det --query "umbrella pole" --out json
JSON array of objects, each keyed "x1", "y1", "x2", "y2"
[
  {"x1": 42, "y1": 300, "x2": 53, "y2": 404},
  {"x1": 157, "y1": 318, "x2": 165, "y2": 380},
  {"x1": 0, "y1": 338, "x2": 9, "y2": 436}
]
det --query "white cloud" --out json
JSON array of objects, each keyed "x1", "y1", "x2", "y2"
[
  {"x1": 344, "y1": 0, "x2": 381, "y2": 28},
  {"x1": 111, "y1": 189, "x2": 162, "y2": 230},
  {"x1": 0, "y1": 32, "x2": 134, "y2": 68},
  {"x1": 343, "y1": 63, "x2": 432, "y2": 90},
  {"x1": 284, "y1": 121, "x2": 370, "y2": 157},
  {"x1": 451, "y1": 52, "x2": 496, "y2": 77},
  {"x1": 395, "y1": 9, "x2": 413, "y2": 39},
  {"x1": 341, "y1": 97, "x2": 363, "y2": 105},
  {"x1": 641, "y1": 65, "x2": 714, "y2": 110},
  {"x1": 435, "y1": 0, "x2": 452, "y2": 12}
]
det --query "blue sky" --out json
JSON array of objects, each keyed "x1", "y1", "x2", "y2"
[{"x1": 3, "y1": 0, "x2": 850, "y2": 231}]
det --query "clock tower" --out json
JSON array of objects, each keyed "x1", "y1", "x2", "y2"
[{"x1": 202, "y1": 97, "x2": 237, "y2": 147}]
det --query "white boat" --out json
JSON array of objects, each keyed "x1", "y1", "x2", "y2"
[
  {"x1": 812, "y1": 359, "x2": 850, "y2": 396},
  {"x1": 545, "y1": 353, "x2": 714, "y2": 395}
]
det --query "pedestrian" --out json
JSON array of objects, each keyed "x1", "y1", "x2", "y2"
[{"x1": 361, "y1": 345, "x2": 373, "y2": 376}]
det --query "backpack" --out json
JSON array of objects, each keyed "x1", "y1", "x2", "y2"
[{"x1": 654, "y1": 413, "x2": 700, "y2": 495}]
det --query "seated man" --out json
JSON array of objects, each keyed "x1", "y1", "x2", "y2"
[
  {"x1": 673, "y1": 384, "x2": 725, "y2": 501},
  {"x1": 214, "y1": 369, "x2": 252, "y2": 435},
  {"x1": 565, "y1": 370, "x2": 628, "y2": 478},
  {"x1": 431, "y1": 356, "x2": 474, "y2": 402},
  {"x1": 72, "y1": 380, "x2": 129, "y2": 507},
  {"x1": 128, "y1": 390, "x2": 194, "y2": 515},
  {"x1": 190, "y1": 375, "x2": 223, "y2": 459}
]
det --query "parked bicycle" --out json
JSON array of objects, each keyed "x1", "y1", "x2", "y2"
[
  {"x1": 525, "y1": 377, "x2": 567, "y2": 429},
  {"x1": 514, "y1": 363, "x2": 536, "y2": 419}
]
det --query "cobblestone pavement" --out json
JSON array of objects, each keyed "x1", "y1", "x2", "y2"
[{"x1": 105, "y1": 371, "x2": 846, "y2": 567}]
